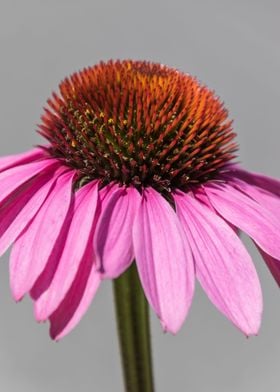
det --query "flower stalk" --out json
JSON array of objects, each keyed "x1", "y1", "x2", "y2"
[{"x1": 113, "y1": 263, "x2": 155, "y2": 392}]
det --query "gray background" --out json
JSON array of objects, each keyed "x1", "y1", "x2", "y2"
[{"x1": 0, "y1": 1, "x2": 279, "y2": 391}]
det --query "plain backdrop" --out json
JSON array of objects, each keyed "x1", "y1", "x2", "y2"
[{"x1": 0, "y1": 1, "x2": 279, "y2": 391}]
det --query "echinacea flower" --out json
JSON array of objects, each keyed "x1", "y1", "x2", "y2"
[{"x1": 1, "y1": 59, "x2": 279, "y2": 340}]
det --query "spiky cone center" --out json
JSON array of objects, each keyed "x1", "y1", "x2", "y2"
[{"x1": 39, "y1": 59, "x2": 237, "y2": 193}]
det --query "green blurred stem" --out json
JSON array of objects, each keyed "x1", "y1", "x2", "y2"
[{"x1": 113, "y1": 263, "x2": 155, "y2": 392}]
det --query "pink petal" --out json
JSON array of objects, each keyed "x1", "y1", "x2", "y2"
[
  {"x1": 0, "y1": 158, "x2": 59, "y2": 206},
  {"x1": 227, "y1": 177, "x2": 280, "y2": 220},
  {"x1": 31, "y1": 183, "x2": 110, "y2": 301},
  {"x1": 230, "y1": 166, "x2": 280, "y2": 197},
  {"x1": 0, "y1": 147, "x2": 46, "y2": 173},
  {"x1": 132, "y1": 188, "x2": 194, "y2": 334},
  {"x1": 232, "y1": 178, "x2": 280, "y2": 283},
  {"x1": 204, "y1": 183, "x2": 280, "y2": 260},
  {"x1": 0, "y1": 167, "x2": 67, "y2": 256},
  {"x1": 195, "y1": 188, "x2": 240, "y2": 234},
  {"x1": 29, "y1": 214, "x2": 72, "y2": 301},
  {"x1": 94, "y1": 186, "x2": 141, "y2": 278},
  {"x1": 49, "y1": 247, "x2": 101, "y2": 340},
  {"x1": 174, "y1": 191, "x2": 262, "y2": 335},
  {"x1": 10, "y1": 170, "x2": 75, "y2": 301},
  {"x1": 34, "y1": 181, "x2": 99, "y2": 321},
  {"x1": 256, "y1": 246, "x2": 280, "y2": 287}
]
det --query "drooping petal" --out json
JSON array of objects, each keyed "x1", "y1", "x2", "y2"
[
  {"x1": 263, "y1": 255, "x2": 280, "y2": 287},
  {"x1": 30, "y1": 214, "x2": 72, "y2": 301},
  {"x1": 94, "y1": 186, "x2": 141, "y2": 278},
  {"x1": 227, "y1": 177, "x2": 280, "y2": 220},
  {"x1": 31, "y1": 182, "x2": 110, "y2": 301},
  {"x1": 49, "y1": 246, "x2": 101, "y2": 340},
  {"x1": 174, "y1": 191, "x2": 262, "y2": 335},
  {"x1": 255, "y1": 245, "x2": 280, "y2": 287},
  {"x1": 204, "y1": 182, "x2": 280, "y2": 260},
  {"x1": 0, "y1": 147, "x2": 46, "y2": 173},
  {"x1": 0, "y1": 158, "x2": 59, "y2": 206},
  {"x1": 230, "y1": 166, "x2": 280, "y2": 197},
  {"x1": 0, "y1": 167, "x2": 67, "y2": 256},
  {"x1": 10, "y1": 170, "x2": 75, "y2": 301},
  {"x1": 230, "y1": 180, "x2": 280, "y2": 281},
  {"x1": 195, "y1": 188, "x2": 240, "y2": 234},
  {"x1": 133, "y1": 188, "x2": 195, "y2": 334},
  {"x1": 34, "y1": 181, "x2": 99, "y2": 321}
]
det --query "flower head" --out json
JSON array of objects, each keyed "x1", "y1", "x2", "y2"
[
  {"x1": 40, "y1": 60, "x2": 236, "y2": 193},
  {"x1": 1, "y1": 59, "x2": 279, "y2": 339}
]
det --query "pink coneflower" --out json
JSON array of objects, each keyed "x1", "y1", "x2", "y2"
[{"x1": 1, "y1": 60, "x2": 279, "y2": 340}]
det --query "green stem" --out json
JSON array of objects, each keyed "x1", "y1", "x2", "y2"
[{"x1": 113, "y1": 263, "x2": 155, "y2": 392}]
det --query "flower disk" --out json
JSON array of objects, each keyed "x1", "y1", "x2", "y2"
[{"x1": 39, "y1": 59, "x2": 237, "y2": 192}]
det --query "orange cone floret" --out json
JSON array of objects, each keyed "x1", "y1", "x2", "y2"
[{"x1": 39, "y1": 59, "x2": 237, "y2": 192}]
